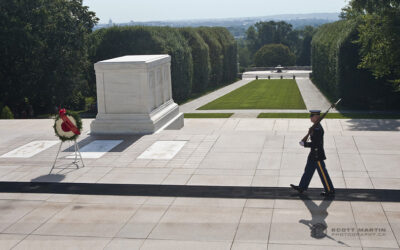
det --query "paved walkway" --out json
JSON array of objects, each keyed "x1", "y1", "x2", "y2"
[
  {"x1": 296, "y1": 78, "x2": 332, "y2": 111},
  {"x1": 180, "y1": 76, "x2": 335, "y2": 115},
  {"x1": 2, "y1": 192, "x2": 399, "y2": 249},
  {"x1": 0, "y1": 118, "x2": 399, "y2": 249}
]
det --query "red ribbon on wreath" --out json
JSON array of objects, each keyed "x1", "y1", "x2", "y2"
[{"x1": 59, "y1": 109, "x2": 80, "y2": 135}]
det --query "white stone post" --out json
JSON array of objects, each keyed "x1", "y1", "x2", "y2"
[{"x1": 90, "y1": 55, "x2": 184, "y2": 134}]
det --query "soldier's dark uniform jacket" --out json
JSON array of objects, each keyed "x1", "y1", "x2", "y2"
[
  {"x1": 304, "y1": 123, "x2": 326, "y2": 161},
  {"x1": 299, "y1": 123, "x2": 334, "y2": 193}
]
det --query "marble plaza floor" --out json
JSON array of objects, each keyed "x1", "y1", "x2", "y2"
[{"x1": 0, "y1": 118, "x2": 399, "y2": 249}]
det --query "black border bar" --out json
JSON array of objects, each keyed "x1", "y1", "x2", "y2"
[{"x1": 1, "y1": 182, "x2": 400, "y2": 202}]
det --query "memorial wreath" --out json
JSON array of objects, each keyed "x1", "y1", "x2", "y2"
[{"x1": 53, "y1": 109, "x2": 82, "y2": 142}]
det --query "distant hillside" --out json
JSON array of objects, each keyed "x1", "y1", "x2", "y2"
[{"x1": 95, "y1": 13, "x2": 340, "y2": 38}]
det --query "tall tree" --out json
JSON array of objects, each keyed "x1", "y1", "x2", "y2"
[
  {"x1": 246, "y1": 21, "x2": 299, "y2": 55},
  {"x1": 254, "y1": 44, "x2": 296, "y2": 67},
  {"x1": 342, "y1": 0, "x2": 400, "y2": 89},
  {"x1": 245, "y1": 26, "x2": 259, "y2": 55},
  {"x1": 0, "y1": 0, "x2": 98, "y2": 115}
]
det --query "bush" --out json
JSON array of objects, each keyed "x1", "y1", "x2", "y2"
[
  {"x1": 85, "y1": 96, "x2": 96, "y2": 112},
  {"x1": 254, "y1": 44, "x2": 296, "y2": 67},
  {"x1": 179, "y1": 28, "x2": 211, "y2": 93},
  {"x1": 0, "y1": 106, "x2": 14, "y2": 119},
  {"x1": 311, "y1": 20, "x2": 400, "y2": 110},
  {"x1": 66, "y1": 91, "x2": 86, "y2": 111}
]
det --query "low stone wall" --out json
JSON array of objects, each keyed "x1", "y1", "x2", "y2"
[
  {"x1": 242, "y1": 70, "x2": 312, "y2": 79},
  {"x1": 245, "y1": 66, "x2": 312, "y2": 71}
]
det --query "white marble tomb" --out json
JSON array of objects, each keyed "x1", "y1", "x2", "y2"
[{"x1": 90, "y1": 55, "x2": 184, "y2": 134}]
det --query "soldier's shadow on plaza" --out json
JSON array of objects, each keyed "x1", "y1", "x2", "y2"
[{"x1": 299, "y1": 194, "x2": 348, "y2": 246}]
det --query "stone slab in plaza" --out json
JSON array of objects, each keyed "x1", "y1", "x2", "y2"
[
  {"x1": 138, "y1": 141, "x2": 187, "y2": 160},
  {"x1": 90, "y1": 55, "x2": 184, "y2": 135},
  {"x1": 0, "y1": 141, "x2": 59, "y2": 158},
  {"x1": 65, "y1": 140, "x2": 123, "y2": 159}
]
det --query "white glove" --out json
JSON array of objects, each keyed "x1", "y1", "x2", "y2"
[{"x1": 299, "y1": 141, "x2": 305, "y2": 147}]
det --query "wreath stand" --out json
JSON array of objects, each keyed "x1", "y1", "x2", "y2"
[
  {"x1": 50, "y1": 109, "x2": 84, "y2": 174},
  {"x1": 50, "y1": 140, "x2": 84, "y2": 174}
]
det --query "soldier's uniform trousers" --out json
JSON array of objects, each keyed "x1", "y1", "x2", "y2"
[{"x1": 299, "y1": 156, "x2": 334, "y2": 193}]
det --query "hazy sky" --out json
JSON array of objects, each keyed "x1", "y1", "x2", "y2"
[{"x1": 82, "y1": 0, "x2": 350, "y2": 23}]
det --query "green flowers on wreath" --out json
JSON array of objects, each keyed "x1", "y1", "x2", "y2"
[{"x1": 53, "y1": 109, "x2": 82, "y2": 142}]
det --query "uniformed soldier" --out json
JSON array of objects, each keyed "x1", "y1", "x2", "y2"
[{"x1": 291, "y1": 110, "x2": 335, "y2": 197}]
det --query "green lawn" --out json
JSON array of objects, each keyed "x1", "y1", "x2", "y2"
[
  {"x1": 258, "y1": 113, "x2": 400, "y2": 119},
  {"x1": 184, "y1": 113, "x2": 233, "y2": 118},
  {"x1": 197, "y1": 79, "x2": 306, "y2": 110}
]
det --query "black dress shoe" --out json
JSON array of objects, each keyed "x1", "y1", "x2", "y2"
[
  {"x1": 320, "y1": 191, "x2": 335, "y2": 197},
  {"x1": 290, "y1": 184, "x2": 304, "y2": 193}
]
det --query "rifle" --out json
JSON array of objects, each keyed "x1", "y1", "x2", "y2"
[{"x1": 301, "y1": 99, "x2": 342, "y2": 143}]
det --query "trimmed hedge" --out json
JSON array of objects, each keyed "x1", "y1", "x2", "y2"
[
  {"x1": 209, "y1": 27, "x2": 238, "y2": 83},
  {"x1": 311, "y1": 20, "x2": 400, "y2": 110},
  {"x1": 196, "y1": 27, "x2": 224, "y2": 87},
  {"x1": 178, "y1": 28, "x2": 210, "y2": 93}
]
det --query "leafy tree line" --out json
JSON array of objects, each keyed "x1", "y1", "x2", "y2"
[
  {"x1": 341, "y1": 0, "x2": 400, "y2": 91},
  {"x1": 0, "y1": 0, "x2": 237, "y2": 117},
  {"x1": 238, "y1": 21, "x2": 317, "y2": 69},
  {"x1": 0, "y1": 0, "x2": 98, "y2": 117},
  {"x1": 311, "y1": 0, "x2": 400, "y2": 110}
]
